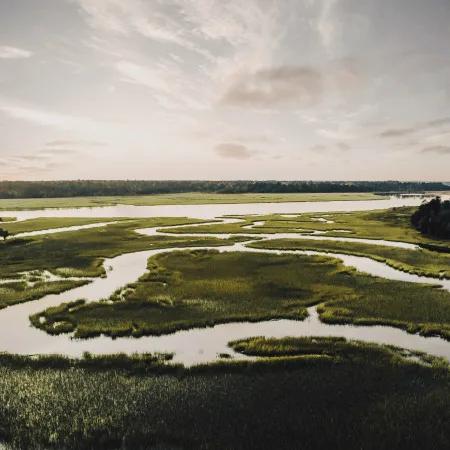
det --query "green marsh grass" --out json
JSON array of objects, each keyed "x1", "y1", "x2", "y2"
[
  {"x1": 0, "y1": 192, "x2": 381, "y2": 210},
  {"x1": 2, "y1": 217, "x2": 128, "y2": 235},
  {"x1": 31, "y1": 250, "x2": 450, "y2": 340},
  {"x1": 0, "y1": 342, "x2": 448, "y2": 449},
  {"x1": 0, "y1": 218, "x2": 246, "y2": 307},
  {"x1": 0, "y1": 280, "x2": 88, "y2": 310},
  {"x1": 165, "y1": 207, "x2": 450, "y2": 248},
  {"x1": 249, "y1": 237, "x2": 450, "y2": 278}
]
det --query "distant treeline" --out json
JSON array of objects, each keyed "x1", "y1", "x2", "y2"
[
  {"x1": 0, "y1": 180, "x2": 448, "y2": 199},
  {"x1": 411, "y1": 197, "x2": 450, "y2": 239}
]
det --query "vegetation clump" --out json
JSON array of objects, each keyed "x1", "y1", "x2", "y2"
[
  {"x1": 0, "y1": 280, "x2": 87, "y2": 310},
  {"x1": 412, "y1": 197, "x2": 450, "y2": 239},
  {"x1": 31, "y1": 251, "x2": 321, "y2": 338},
  {"x1": 1, "y1": 217, "x2": 247, "y2": 274},
  {"x1": 228, "y1": 336, "x2": 441, "y2": 367},
  {"x1": 166, "y1": 206, "x2": 449, "y2": 247},
  {"x1": 30, "y1": 250, "x2": 450, "y2": 340},
  {"x1": 249, "y1": 237, "x2": 450, "y2": 278},
  {"x1": 0, "y1": 228, "x2": 9, "y2": 240}
]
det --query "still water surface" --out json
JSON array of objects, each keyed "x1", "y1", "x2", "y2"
[{"x1": 2, "y1": 196, "x2": 425, "y2": 220}]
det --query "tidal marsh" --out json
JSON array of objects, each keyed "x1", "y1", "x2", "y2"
[
  {"x1": 0, "y1": 217, "x2": 239, "y2": 277},
  {"x1": 249, "y1": 238, "x2": 450, "y2": 278},
  {"x1": 32, "y1": 250, "x2": 450, "y2": 340},
  {"x1": 164, "y1": 207, "x2": 450, "y2": 248},
  {"x1": 0, "y1": 199, "x2": 449, "y2": 450}
]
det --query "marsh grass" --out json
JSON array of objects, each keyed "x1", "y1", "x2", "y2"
[
  {"x1": 0, "y1": 280, "x2": 88, "y2": 310},
  {"x1": 315, "y1": 281, "x2": 450, "y2": 340},
  {"x1": 0, "y1": 218, "x2": 246, "y2": 308},
  {"x1": 31, "y1": 249, "x2": 450, "y2": 340},
  {"x1": 229, "y1": 336, "x2": 448, "y2": 367},
  {"x1": 259, "y1": 207, "x2": 444, "y2": 244},
  {"x1": 165, "y1": 207, "x2": 450, "y2": 249},
  {"x1": 0, "y1": 192, "x2": 381, "y2": 210},
  {"x1": 230, "y1": 336, "x2": 350, "y2": 358},
  {"x1": 249, "y1": 237, "x2": 450, "y2": 278},
  {"x1": 33, "y1": 250, "x2": 322, "y2": 338},
  {"x1": 2, "y1": 217, "x2": 128, "y2": 235},
  {"x1": 0, "y1": 342, "x2": 448, "y2": 449}
]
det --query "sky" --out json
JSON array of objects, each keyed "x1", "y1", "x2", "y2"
[{"x1": 0, "y1": 0, "x2": 449, "y2": 181}]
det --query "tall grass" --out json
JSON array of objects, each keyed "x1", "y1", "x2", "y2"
[
  {"x1": 250, "y1": 237, "x2": 450, "y2": 278},
  {"x1": 0, "y1": 343, "x2": 448, "y2": 449},
  {"x1": 31, "y1": 249, "x2": 450, "y2": 340}
]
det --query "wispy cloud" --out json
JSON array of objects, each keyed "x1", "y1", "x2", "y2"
[
  {"x1": 0, "y1": 103, "x2": 88, "y2": 129},
  {"x1": 221, "y1": 66, "x2": 323, "y2": 110},
  {"x1": 337, "y1": 142, "x2": 350, "y2": 151},
  {"x1": 310, "y1": 141, "x2": 350, "y2": 154},
  {"x1": 0, "y1": 100, "x2": 107, "y2": 134},
  {"x1": 76, "y1": 0, "x2": 283, "y2": 111},
  {"x1": 426, "y1": 117, "x2": 450, "y2": 127},
  {"x1": 214, "y1": 142, "x2": 256, "y2": 159},
  {"x1": 77, "y1": 0, "x2": 280, "y2": 59},
  {"x1": 0, "y1": 148, "x2": 83, "y2": 175},
  {"x1": 316, "y1": 0, "x2": 340, "y2": 54},
  {"x1": 379, "y1": 116, "x2": 450, "y2": 138},
  {"x1": 76, "y1": 0, "x2": 186, "y2": 46},
  {"x1": 0, "y1": 45, "x2": 32, "y2": 59},
  {"x1": 114, "y1": 59, "x2": 206, "y2": 109},
  {"x1": 221, "y1": 59, "x2": 364, "y2": 111},
  {"x1": 115, "y1": 60, "x2": 171, "y2": 93},
  {"x1": 380, "y1": 128, "x2": 416, "y2": 138},
  {"x1": 421, "y1": 145, "x2": 450, "y2": 155},
  {"x1": 45, "y1": 139, "x2": 105, "y2": 147}
]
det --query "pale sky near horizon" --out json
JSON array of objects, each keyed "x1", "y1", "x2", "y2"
[{"x1": 0, "y1": 0, "x2": 449, "y2": 181}]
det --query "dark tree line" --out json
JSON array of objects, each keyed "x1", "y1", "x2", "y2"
[
  {"x1": 411, "y1": 197, "x2": 450, "y2": 239},
  {"x1": 0, "y1": 180, "x2": 448, "y2": 199}
]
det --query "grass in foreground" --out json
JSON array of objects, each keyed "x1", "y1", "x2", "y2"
[
  {"x1": 0, "y1": 192, "x2": 381, "y2": 210},
  {"x1": 0, "y1": 341, "x2": 448, "y2": 449},
  {"x1": 32, "y1": 250, "x2": 450, "y2": 340}
]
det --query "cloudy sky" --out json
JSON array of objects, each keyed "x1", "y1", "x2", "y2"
[{"x1": 1, "y1": 0, "x2": 449, "y2": 180}]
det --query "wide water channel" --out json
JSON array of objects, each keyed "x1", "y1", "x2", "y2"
[
  {"x1": 1, "y1": 196, "x2": 425, "y2": 220},
  {"x1": 1, "y1": 196, "x2": 450, "y2": 366}
]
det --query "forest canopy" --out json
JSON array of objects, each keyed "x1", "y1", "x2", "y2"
[
  {"x1": 0, "y1": 180, "x2": 448, "y2": 199},
  {"x1": 411, "y1": 197, "x2": 450, "y2": 239}
]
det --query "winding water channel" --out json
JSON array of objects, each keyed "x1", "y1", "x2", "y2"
[{"x1": 1, "y1": 196, "x2": 450, "y2": 366}]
